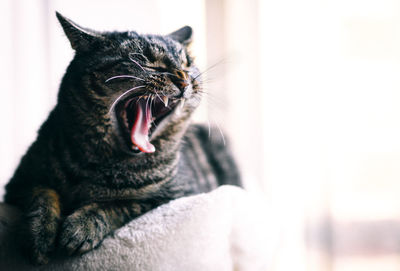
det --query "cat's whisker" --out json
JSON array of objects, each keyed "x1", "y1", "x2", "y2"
[
  {"x1": 154, "y1": 92, "x2": 164, "y2": 106},
  {"x1": 145, "y1": 95, "x2": 151, "y2": 117},
  {"x1": 214, "y1": 120, "x2": 226, "y2": 146},
  {"x1": 129, "y1": 55, "x2": 147, "y2": 73},
  {"x1": 149, "y1": 95, "x2": 154, "y2": 119},
  {"x1": 193, "y1": 59, "x2": 226, "y2": 80},
  {"x1": 129, "y1": 52, "x2": 148, "y2": 61},
  {"x1": 105, "y1": 75, "x2": 145, "y2": 83},
  {"x1": 150, "y1": 95, "x2": 160, "y2": 131},
  {"x1": 160, "y1": 90, "x2": 168, "y2": 98},
  {"x1": 136, "y1": 95, "x2": 147, "y2": 105},
  {"x1": 196, "y1": 91, "x2": 227, "y2": 108},
  {"x1": 195, "y1": 78, "x2": 216, "y2": 84},
  {"x1": 108, "y1": 85, "x2": 145, "y2": 114},
  {"x1": 200, "y1": 92, "x2": 224, "y2": 103}
]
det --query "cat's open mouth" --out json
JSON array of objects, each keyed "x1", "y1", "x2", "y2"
[{"x1": 115, "y1": 95, "x2": 183, "y2": 154}]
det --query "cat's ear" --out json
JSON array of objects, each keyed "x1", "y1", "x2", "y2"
[
  {"x1": 56, "y1": 12, "x2": 102, "y2": 51},
  {"x1": 168, "y1": 26, "x2": 192, "y2": 46}
]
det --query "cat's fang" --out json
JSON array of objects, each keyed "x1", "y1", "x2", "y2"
[{"x1": 163, "y1": 96, "x2": 169, "y2": 107}]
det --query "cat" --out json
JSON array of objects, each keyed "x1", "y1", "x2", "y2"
[{"x1": 4, "y1": 12, "x2": 241, "y2": 265}]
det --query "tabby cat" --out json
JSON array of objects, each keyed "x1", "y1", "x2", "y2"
[{"x1": 4, "y1": 12, "x2": 241, "y2": 265}]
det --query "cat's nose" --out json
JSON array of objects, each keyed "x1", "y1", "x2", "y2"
[
  {"x1": 172, "y1": 70, "x2": 190, "y2": 93},
  {"x1": 176, "y1": 80, "x2": 189, "y2": 90}
]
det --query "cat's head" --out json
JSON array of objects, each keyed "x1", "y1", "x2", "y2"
[{"x1": 56, "y1": 12, "x2": 202, "y2": 156}]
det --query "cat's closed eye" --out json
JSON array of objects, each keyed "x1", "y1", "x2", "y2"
[{"x1": 144, "y1": 65, "x2": 169, "y2": 72}]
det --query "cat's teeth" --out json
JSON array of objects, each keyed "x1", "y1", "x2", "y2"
[
  {"x1": 174, "y1": 99, "x2": 185, "y2": 116},
  {"x1": 163, "y1": 96, "x2": 169, "y2": 107}
]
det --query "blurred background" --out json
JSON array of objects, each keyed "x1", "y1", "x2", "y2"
[{"x1": 1, "y1": 0, "x2": 400, "y2": 270}]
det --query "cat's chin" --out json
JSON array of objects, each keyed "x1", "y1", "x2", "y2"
[{"x1": 114, "y1": 94, "x2": 186, "y2": 155}]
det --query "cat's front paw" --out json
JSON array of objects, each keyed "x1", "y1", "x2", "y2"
[
  {"x1": 59, "y1": 209, "x2": 107, "y2": 255},
  {"x1": 25, "y1": 209, "x2": 60, "y2": 265}
]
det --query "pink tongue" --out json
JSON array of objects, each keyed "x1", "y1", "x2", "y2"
[{"x1": 130, "y1": 100, "x2": 155, "y2": 153}]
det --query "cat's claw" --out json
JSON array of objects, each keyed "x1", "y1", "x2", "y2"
[{"x1": 59, "y1": 213, "x2": 105, "y2": 255}]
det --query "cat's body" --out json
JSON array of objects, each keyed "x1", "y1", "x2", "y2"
[{"x1": 4, "y1": 12, "x2": 240, "y2": 265}]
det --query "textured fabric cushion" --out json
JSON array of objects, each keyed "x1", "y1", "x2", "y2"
[{"x1": 0, "y1": 185, "x2": 273, "y2": 271}]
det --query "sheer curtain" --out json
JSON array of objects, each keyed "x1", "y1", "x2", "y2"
[
  {"x1": 258, "y1": 0, "x2": 400, "y2": 270},
  {"x1": 0, "y1": 0, "x2": 51, "y2": 198},
  {"x1": 210, "y1": 0, "x2": 400, "y2": 270}
]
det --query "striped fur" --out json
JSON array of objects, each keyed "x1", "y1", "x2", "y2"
[{"x1": 4, "y1": 13, "x2": 241, "y2": 265}]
